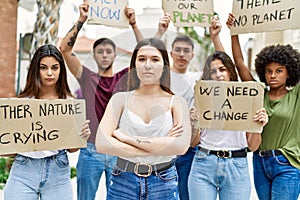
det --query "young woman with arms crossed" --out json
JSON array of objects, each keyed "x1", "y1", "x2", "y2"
[{"x1": 96, "y1": 38, "x2": 191, "y2": 199}]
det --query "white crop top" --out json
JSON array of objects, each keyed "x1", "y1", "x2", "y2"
[{"x1": 118, "y1": 92, "x2": 176, "y2": 164}]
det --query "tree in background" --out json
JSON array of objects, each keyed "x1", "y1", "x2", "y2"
[
  {"x1": 0, "y1": 158, "x2": 14, "y2": 190},
  {"x1": 30, "y1": 0, "x2": 63, "y2": 54},
  {"x1": 178, "y1": 12, "x2": 219, "y2": 71},
  {"x1": 179, "y1": 26, "x2": 214, "y2": 71}
]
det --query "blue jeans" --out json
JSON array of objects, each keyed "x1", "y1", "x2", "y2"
[
  {"x1": 188, "y1": 149, "x2": 251, "y2": 200},
  {"x1": 76, "y1": 142, "x2": 116, "y2": 200},
  {"x1": 253, "y1": 152, "x2": 300, "y2": 200},
  {"x1": 175, "y1": 147, "x2": 196, "y2": 200},
  {"x1": 4, "y1": 150, "x2": 72, "y2": 200},
  {"x1": 107, "y1": 163, "x2": 179, "y2": 200}
]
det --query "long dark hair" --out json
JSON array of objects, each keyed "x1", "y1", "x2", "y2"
[
  {"x1": 19, "y1": 44, "x2": 72, "y2": 99},
  {"x1": 201, "y1": 51, "x2": 238, "y2": 81},
  {"x1": 128, "y1": 38, "x2": 173, "y2": 94}
]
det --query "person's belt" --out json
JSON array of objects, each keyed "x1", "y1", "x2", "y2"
[
  {"x1": 198, "y1": 147, "x2": 248, "y2": 158},
  {"x1": 116, "y1": 157, "x2": 173, "y2": 177},
  {"x1": 254, "y1": 149, "x2": 282, "y2": 157}
]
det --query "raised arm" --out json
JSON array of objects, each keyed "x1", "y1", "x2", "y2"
[
  {"x1": 125, "y1": 7, "x2": 144, "y2": 42},
  {"x1": 153, "y1": 13, "x2": 171, "y2": 39},
  {"x1": 59, "y1": 3, "x2": 88, "y2": 79},
  {"x1": 113, "y1": 96, "x2": 191, "y2": 156},
  {"x1": 126, "y1": 11, "x2": 171, "y2": 42},
  {"x1": 210, "y1": 15, "x2": 224, "y2": 52},
  {"x1": 227, "y1": 13, "x2": 254, "y2": 81}
]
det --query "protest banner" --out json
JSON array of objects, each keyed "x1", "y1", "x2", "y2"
[
  {"x1": 162, "y1": 0, "x2": 214, "y2": 27},
  {"x1": 231, "y1": 0, "x2": 300, "y2": 34},
  {"x1": 194, "y1": 81, "x2": 265, "y2": 132},
  {"x1": 0, "y1": 99, "x2": 86, "y2": 154},
  {"x1": 87, "y1": 0, "x2": 129, "y2": 28}
]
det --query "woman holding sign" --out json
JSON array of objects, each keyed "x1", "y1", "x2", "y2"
[
  {"x1": 188, "y1": 50, "x2": 268, "y2": 199},
  {"x1": 4, "y1": 44, "x2": 91, "y2": 200},
  {"x1": 96, "y1": 38, "x2": 191, "y2": 199},
  {"x1": 227, "y1": 13, "x2": 300, "y2": 200}
]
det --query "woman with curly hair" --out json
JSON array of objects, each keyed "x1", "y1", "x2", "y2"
[{"x1": 227, "y1": 13, "x2": 300, "y2": 200}]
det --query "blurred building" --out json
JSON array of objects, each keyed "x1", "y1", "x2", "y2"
[
  {"x1": 0, "y1": 0, "x2": 18, "y2": 97},
  {"x1": 15, "y1": 0, "x2": 300, "y2": 95},
  {"x1": 246, "y1": 30, "x2": 300, "y2": 72}
]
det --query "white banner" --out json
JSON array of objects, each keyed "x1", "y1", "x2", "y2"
[
  {"x1": 231, "y1": 0, "x2": 300, "y2": 34},
  {"x1": 87, "y1": 0, "x2": 129, "y2": 28},
  {"x1": 162, "y1": 0, "x2": 214, "y2": 27}
]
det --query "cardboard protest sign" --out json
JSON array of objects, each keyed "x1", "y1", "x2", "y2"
[
  {"x1": 194, "y1": 81, "x2": 265, "y2": 132},
  {"x1": 231, "y1": 0, "x2": 300, "y2": 34},
  {"x1": 0, "y1": 99, "x2": 86, "y2": 154},
  {"x1": 87, "y1": 0, "x2": 129, "y2": 28},
  {"x1": 162, "y1": 0, "x2": 214, "y2": 27}
]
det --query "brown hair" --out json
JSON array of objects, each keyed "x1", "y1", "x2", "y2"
[
  {"x1": 128, "y1": 38, "x2": 173, "y2": 94},
  {"x1": 19, "y1": 44, "x2": 72, "y2": 99},
  {"x1": 201, "y1": 51, "x2": 238, "y2": 81}
]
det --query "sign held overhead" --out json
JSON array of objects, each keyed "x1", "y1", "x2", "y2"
[
  {"x1": 162, "y1": 0, "x2": 214, "y2": 27},
  {"x1": 87, "y1": 0, "x2": 129, "y2": 28},
  {"x1": 230, "y1": 0, "x2": 300, "y2": 34}
]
